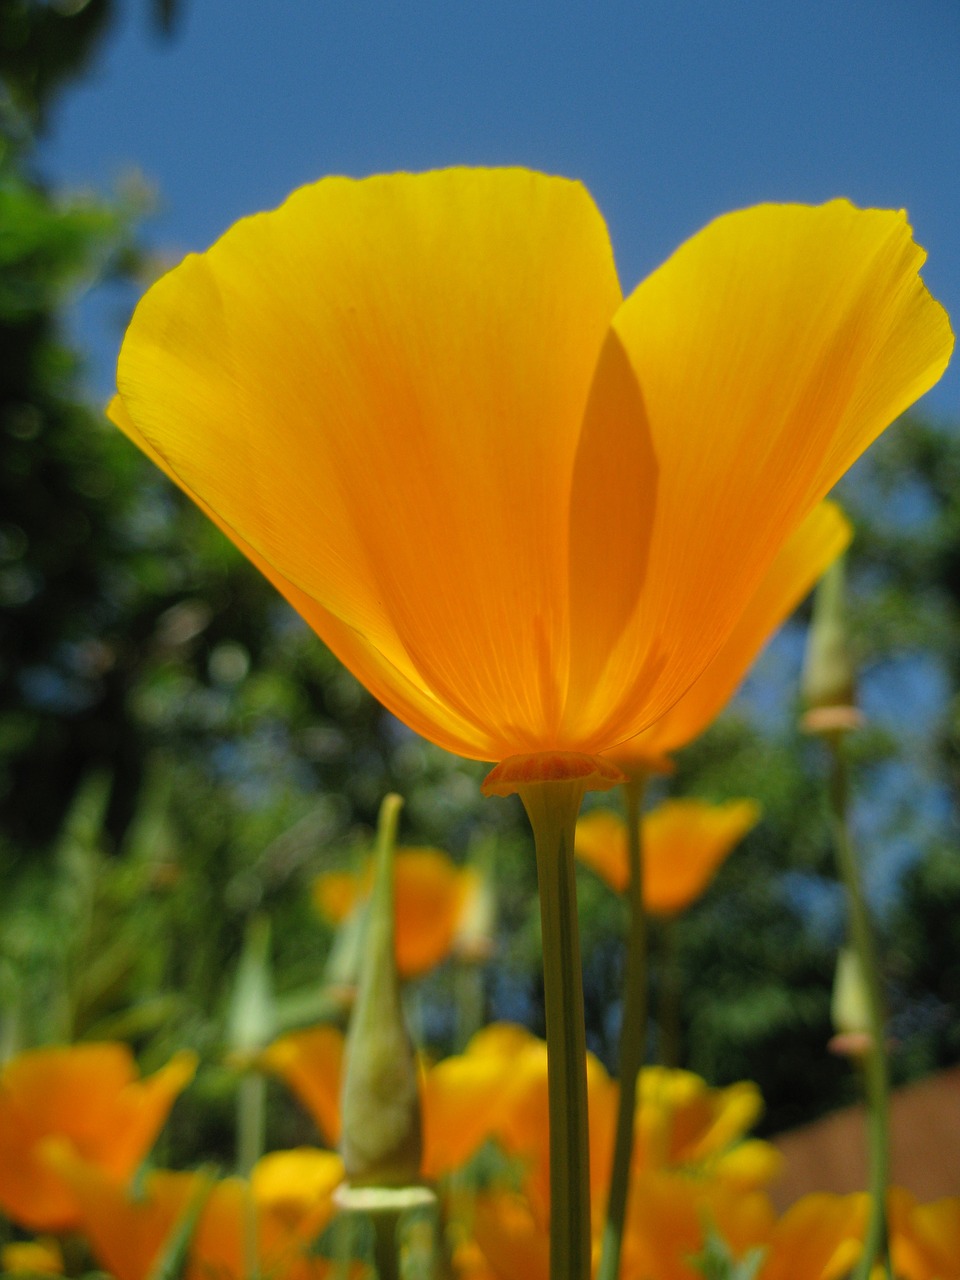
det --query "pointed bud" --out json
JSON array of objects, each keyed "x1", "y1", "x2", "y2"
[
  {"x1": 800, "y1": 556, "x2": 863, "y2": 736},
  {"x1": 340, "y1": 794, "x2": 423, "y2": 1187},
  {"x1": 228, "y1": 915, "x2": 276, "y2": 1059},
  {"x1": 829, "y1": 946, "x2": 873, "y2": 1059}
]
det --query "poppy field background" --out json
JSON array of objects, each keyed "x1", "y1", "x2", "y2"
[{"x1": 3, "y1": 2, "x2": 960, "y2": 1275}]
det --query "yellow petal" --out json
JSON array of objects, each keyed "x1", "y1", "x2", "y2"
[
  {"x1": 563, "y1": 200, "x2": 952, "y2": 750},
  {"x1": 887, "y1": 1187, "x2": 960, "y2": 1280},
  {"x1": 110, "y1": 395, "x2": 491, "y2": 760},
  {"x1": 642, "y1": 798, "x2": 761, "y2": 915},
  {"x1": 49, "y1": 1152, "x2": 200, "y2": 1280},
  {"x1": 760, "y1": 1193, "x2": 868, "y2": 1280},
  {"x1": 712, "y1": 1138, "x2": 785, "y2": 1192},
  {"x1": 0, "y1": 1241, "x2": 64, "y2": 1276},
  {"x1": 259, "y1": 1027, "x2": 344, "y2": 1144},
  {"x1": 622, "y1": 1171, "x2": 775, "y2": 1280},
  {"x1": 472, "y1": 1191, "x2": 550, "y2": 1280},
  {"x1": 0, "y1": 1044, "x2": 195, "y2": 1232},
  {"x1": 574, "y1": 808, "x2": 631, "y2": 893},
  {"x1": 311, "y1": 847, "x2": 479, "y2": 979},
  {"x1": 393, "y1": 848, "x2": 474, "y2": 977},
  {"x1": 621, "y1": 500, "x2": 853, "y2": 764},
  {"x1": 251, "y1": 1148, "x2": 343, "y2": 1242},
  {"x1": 114, "y1": 169, "x2": 622, "y2": 760},
  {"x1": 421, "y1": 1053, "x2": 515, "y2": 1178},
  {"x1": 312, "y1": 869, "x2": 366, "y2": 924},
  {"x1": 575, "y1": 798, "x2": 760, "y2": 914},
  {"x1": 633, "y1": 1067, "x2": 764, "y2": 1173}
]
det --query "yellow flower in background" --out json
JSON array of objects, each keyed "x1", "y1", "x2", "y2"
[
  {"x1": 758, "y1": 1193, "x2": 868, "y2": 1280},
  {"x1": 51, "y1": 1148, "x2": 343, "y2": 1280},
  {"x1": 0, "y1": 1240, "x2": 63, "y2": 1276},
  {"x1": 258, "y1": 1025, "x2": 345, "y2": 1145},
  {"x1": 575, "y1": 797, "x2": 760, "y2": 914},
  {"x1": 887, "y1": 1188, "x2": 960, "y2": 1280},
  {"x1": 313, "y1": 847, "x2": 485, "y2": 978},
  {"x1": 621, "y1": 1171, "x2": 776, "y2": 1280},
  {"x1": 0, "y1": 1043, "x2": 196, "y2": 1231},
  {"x1": 259, "y1": 1019, "x2": 779, "y2": 1203},
  {"x1": 472, "y1": 1181, "x2": 960, "y2": 1280},
  {"x1": 464, "y1": 1023, "x2": 619, "y2": 1226},
  {"x1": 472, "y1": 1173, "x2": 777, "y2": 1280},
  {"x1": 631, "y1": 1068, "x2": 767, "y2": 1174},
  {"x1": 109, "y1": 169, "x2": 951, "y2": 779}
]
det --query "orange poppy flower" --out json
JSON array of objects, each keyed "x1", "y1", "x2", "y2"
[
  {"x1": 612, "y1": 501, "x2": 852, "y2": 772},
  {"x1": 109, "y1": 170, "x2": 951, "y2": 778},
  {"x1": 258, "y1": 1025, "x2": 345, "y2": 1146},
  {"x1": 313, "y1": 847, "x2": 485, "y2": 978},
  {"x1": 0, "y1": 1043, "x2": 196, "y2": 1231},
  {"x1": 758, "y1": 1193, "x2": 868, "y2": 1280},
  {"x1": 52, "y1": 1147, "x2": 343, "y2": 1280},
  {"x1": 260, "y1": 1019, "x2": 779, "y2": 1205},
  {"x1": 575, "y1": 797, "x2": 760, "y2": 914},
  {"x1": 472, "y1": 1173, "x2": 777, "y2": 1280},
  {"x1": 887, "y1": 1187, "x2": 960, "y2": 1280}
]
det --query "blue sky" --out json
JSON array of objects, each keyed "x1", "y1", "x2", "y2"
[{"x1": 41, "y1": 0, "x2": 960, "y2": 415}]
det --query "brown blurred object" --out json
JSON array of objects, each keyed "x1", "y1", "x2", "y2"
[{"x1": 770, "y1": 1067, "x2": 960, "y2": 1210}]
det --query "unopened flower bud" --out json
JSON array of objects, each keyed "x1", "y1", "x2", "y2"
[
  {"x1": 829, "y1": 946, "x2": 873, "y2": 1059},
  {"x1": 801, "y1": 556, "x2": 863, "y2": 735},
  {"x1": 339, "y1": 794, "x2": 423, "y2": 1187}
]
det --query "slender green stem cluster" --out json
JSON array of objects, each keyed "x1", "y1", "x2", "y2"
[
  {"x1": 827, "y1": 735, "x2": 894, "y2": 1280},
  {"x1": 517, "y1": 778, "x2": 592, "y2": 1280},
  {"x1": 597, "y1": 775, "x2": 649, "y2": 1280}
]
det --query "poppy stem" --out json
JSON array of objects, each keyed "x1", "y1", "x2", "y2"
[
  {"x1": 597, "y1": 774, "x2": 648, "y2": 1280},
  {"x1": 517, "y1": 777, "x2": 592, "y2": 1280},
  {"x1": 827, "y1": 735, "x2": 893, "y2": 1280}
]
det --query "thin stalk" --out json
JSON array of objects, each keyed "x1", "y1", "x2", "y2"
[
  {"x1": 237, "y1": 1072, "x2": 266, "y2": 1280},
  {"x1": 372, "y1": 1208, "x2": 402, "y2": 1280},
  {"x1": 597, "y1": 775, "x2": 648, "y2": 1280},
  {"x1": 237, "y1": 1073, "x2": 266, "y2": 1177},
  {"x1": 517, "y1": 778, "x2": 592, "y2": 1280},
  {"x1": 827, "y1": 735, "x2": 893, "y2": 1280}
]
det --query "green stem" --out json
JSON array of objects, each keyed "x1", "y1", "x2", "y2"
[
  {"x1": 372, "y1": 1208, "x2": 402, "y2": 1280},
  {"x1": 517, "y1": 778, "x2": 592, "y2": 1280},
  {"x1": 237, "y1": 1072, "x2": 265, "y2": 1280},
  {"x1": 597, "y1": 775, "x2": 648, "y2": 1280},
  {"x1": 237, "y1": 1072, "x2": 266, "y2": 1177},
  {"x1": 827, "y1": 735, "x2": 893, "y2": 1280}
]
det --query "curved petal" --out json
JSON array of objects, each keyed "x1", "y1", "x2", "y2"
[
  {"x1": 110, "y1": 397, "x2": 501, "y2": 760},
  {"x1": 259, "y1": 1027, "x2": 344, "y2": 1144},
  {"x1": 568, "y1": 200, "x2": 953, "y2": 748},
  {"x1": 642, "y1": 798, "x2": 760, "y2": 915},
  {"x1": 575, "y1": 798, "x2": 759, "y2": 914},
  {"x1": 49, "y1": 1153, "x2": 200, "y2": 1280},
  {"x1": 760, "y1": 1193, "x2": 868, "y2": 1280},
  {"x1": 392, "y1": 849, "x2": 472, "y2": 977},
  {"x1": 623, "y1": 500, "x2": 852, "y2": 763},
  {"x1": 0, "y1": 1045, "x2": 195, "y2": 1232},
  {"x1": 114, "y1": 169, "x2": 623, "y2": 759}
]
